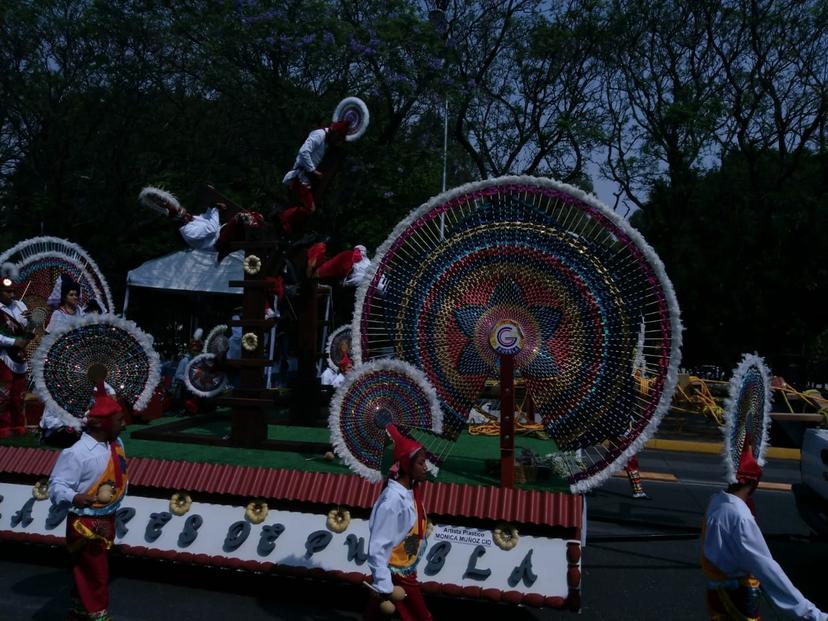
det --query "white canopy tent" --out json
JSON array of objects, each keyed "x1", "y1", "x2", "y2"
[
  {"x1": 123, "y1": 248, "x2": 280, "y2": 388},
  {"x1": 123, "y1": 249, "x2": 243, "y2": 312}
]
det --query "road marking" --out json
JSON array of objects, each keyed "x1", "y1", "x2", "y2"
[
  {"x1": 611, "y1": 473, "x2": 793, "y2": 491},
  {"x1": 645, "y1": 438, "x2": 801, "y2": 460},
  {"x1": 612, "y1": 470, "x2": 678, "y2": 482},
  {"x1": 757, "y1": 481, "x2": 792, "y2": 491}
]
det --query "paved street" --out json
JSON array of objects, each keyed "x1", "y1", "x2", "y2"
[{"x1": 1, "y1": 450, "x2": 825, "y2": 620}]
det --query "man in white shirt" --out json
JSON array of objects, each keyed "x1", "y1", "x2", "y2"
[
  {"x1": 365, "y1": 424, "x2": 433, "y2": 621},
  {"x1": 280, "y1": 121, "x2": 348, "y2": 236},
  {"x1": 49, "y1": 382, "x2": 127, "y2": 621},
  {"x1": 320, "y1": 366, "x2": 345, "y2": 389},
  {"x1": 0, "y1": 274, "x2": 31, "y2": 438},
  {"x1": 139, "y1": 186, "x2": 262, "y2": 263},
  {"x1": 310, "y1": 244, "x2": 371, "y2": 286},
  {"x1": 321, "y1": 348, "x2": 352, "y2": 390},
  {"x1": 702, "y1": 442, "x2": 826, "y2": 620}
]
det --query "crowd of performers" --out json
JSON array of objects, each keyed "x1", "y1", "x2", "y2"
[
  {"x1": 139, "y1": 119, "x2": 371, "y2": 317},
  {"x1": 30, "y1": 400, "x2": 828, "y2": 621},
  {"x1": 1, "y1": 269, "x2": 109, "y2": 445},
  {"x1": 131, "y1": 119, "x2": 374, "y2": 414}
]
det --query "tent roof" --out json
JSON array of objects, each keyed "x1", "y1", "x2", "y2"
[{"x1": 126, "y1": 249, "x2": 242, "y2": 295}]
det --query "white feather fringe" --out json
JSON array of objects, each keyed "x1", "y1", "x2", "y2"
[
  {"x1": 139, "y1": 186, "x2": 182, "y2": 216},
  {"x1": 203, "y1": 324, "x2": 229, "y2": 354},
  {"x1": 328, "y1": 358, "x2": 444, "y2": 483},
  {"x1": 183, "y1": 352, "x2": 227, "y2": 398},
  {"x1": 0, "y1": 236, "x2": 115, "y2": 313}
]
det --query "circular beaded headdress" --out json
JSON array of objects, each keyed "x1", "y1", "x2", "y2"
[
  {"x1": 203, "y1": 324, "x2": 230, "y2": 356},
  {"x1": 332, "y1": 96, "x2": 370, "y2": 142},
  {"x1": 329, "y1": 359, "x2": 443, "y2": 482},
  {"x1": 185, "y1": 352, "x2": 228, "y2": 398},
  {"x1": 326, "y1": 325, "x2": 353, "y2": 373},
  {"x1": 353, "y1": 176, "x2": 682, "y2": 492},
  {"x1": 722, "y1": 353, "x2": 773, "y2": 483},
  {"x1": 32, "y1": 315, "x2": 159, "y2": 420}
]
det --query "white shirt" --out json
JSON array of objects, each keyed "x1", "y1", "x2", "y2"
[
  {"x1": 45, "y1": 306, "x2": 82, "y2": 334},
  {"x1": 320, "y1": 368, "x2": 345, "y2": 388},
  {"x1": 179, "y1": 207, "x2": 221, "y2": 251},
  {"x1": 48, "y1": 432, "x2": 126, "y2": 515},
  {"x1": 227, "y1": 316, "x2": 242, "y2": 360},
  {"x1": 282, "y1": 128, "x2": 328, "y2": 187},
  {"x1": 343, "y1": 253, "x2": 371, "y2": 287},
  {"x1": 40, "y1": 406, "x2": 83, "y2": 432},
  {"x1": 703, "y1": 490, "x2": 826, "y2": 621},
  {"x1": 0, "y1": 299, "x2": 29, "y2": 373},
  {"x1": 174, "y1": 354, "x2": 192, "y2": 382},
  {"x1": 367, "y1": 479, "x2": 417, "y2": 594}
]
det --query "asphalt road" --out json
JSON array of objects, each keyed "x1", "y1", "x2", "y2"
[{"x1": 1, "y1": 450, "x2": 824, "y2": 621}]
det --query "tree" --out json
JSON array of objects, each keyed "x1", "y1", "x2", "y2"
[
  {"x1": 704, "y1": 0, "x2": 828, "y2": 190},
  {"x1": 600, "y1": 0, "x2": 725, "y2": 213},
  {"x1": 634, "y1": 148, "x2": 828, "y2": 374},
  {"x1": 435, "y1": 0, "x2": 605, "y2": 184}
]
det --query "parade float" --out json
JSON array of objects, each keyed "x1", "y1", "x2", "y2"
[{"x1": 0, "y1": 102, "x2": 683, "y2": 612}]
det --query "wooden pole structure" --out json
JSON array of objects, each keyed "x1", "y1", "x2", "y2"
[
  {"x1": 219, "y1": 241, "x2": 280, "y2": 447},
  {"x1": 499, "y1": 354, "x2": 516, "y2": 488}
]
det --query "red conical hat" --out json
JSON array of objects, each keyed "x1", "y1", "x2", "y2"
[
  {"x1": 328, "y1": 121, "x2": 349, "y2": 137},
  {"x1": 386, "y1": 423, "x2": 423, "y2": 473},
  {"x1": 87, "y1": 382, "x2": 122, "y2": 419},
  {"x1": 736, "y1": 439, "x2": 763, "y2": 484}
]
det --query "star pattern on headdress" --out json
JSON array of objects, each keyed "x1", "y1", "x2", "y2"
[{"x1": 452, "y1": 279, "x2": 561, "y2": 378}]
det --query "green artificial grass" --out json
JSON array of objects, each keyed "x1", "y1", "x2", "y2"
[{"x1": 1, "y1": 415, "x2": 571, "y2": 493}]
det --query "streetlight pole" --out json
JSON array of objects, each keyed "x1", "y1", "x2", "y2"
[{"x1": 429, "y1": 3, "x2": 450, "y2": 238}]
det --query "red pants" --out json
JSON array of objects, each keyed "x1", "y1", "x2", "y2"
[
  {"x1": 364, "y1": 574, "x2": 432, "y2": 621},
  {"x1": 0, "y1": 361, "x2": 26, "y2": 438},
  {"x1": 281, "y1": 179, "x2": 316, "y2": 235},
  {"x1": 67, "y1": 514, "x2": 115, "y2": 620},
  {"x1": 624, "y1": 455, "x2": 640, "y2": 473},
  {"x1": 316, "y1": 249, "x2": 357, "y2": 280}
]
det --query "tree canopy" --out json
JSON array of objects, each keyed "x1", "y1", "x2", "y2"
[{"x1": 1, "y1": 0, "x2": 826, "y2": 379}]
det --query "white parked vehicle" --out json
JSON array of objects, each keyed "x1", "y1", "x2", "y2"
[{"x1": 793, "y1": 428, "x2": 828, "y2": 537}]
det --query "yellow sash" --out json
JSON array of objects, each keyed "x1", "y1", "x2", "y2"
[
  {"x1": 82, "y1": 441, "x2": 128, "y2": 512},
  {"x1": 389, "y1": 499, "x2": 425, "y2": 570},
  {"x1": 701, "y1": 517, "x2": 761, "y2": 621},
  {"x1": 70, "y1": 519, "x2": 114, "y2": 551}
]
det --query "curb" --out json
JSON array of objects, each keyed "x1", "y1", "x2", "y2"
[
  {"x1": 612, "y1": 470, "x2": 792, "y2": 490},
  {"x1": 645, "y1": 439, "x2": 800, "y2": 461},
  {"x1": 612, "y1": 470, "x2": 678, "y2": 482}
]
